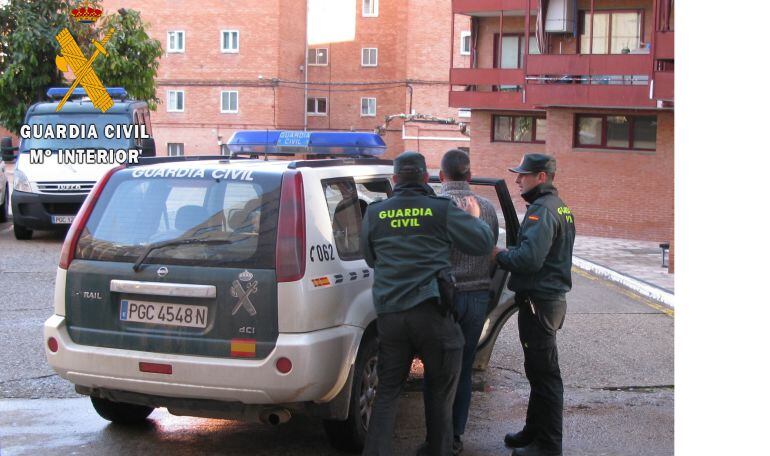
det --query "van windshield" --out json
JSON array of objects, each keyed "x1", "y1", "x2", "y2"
[
  {"x1": 75, "y1": 168, "x2": 281, "y2": 269},
  {"x1": 21, "y1": 114, "x2": 133, "y2": 151}
]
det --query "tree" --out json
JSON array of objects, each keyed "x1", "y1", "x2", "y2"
[
  {"x1": 0, "y1": 1, "x2": 162, "y2": 134},
  {"x1": 91, "y1": 8, "x2": 162, "y2": 110}
]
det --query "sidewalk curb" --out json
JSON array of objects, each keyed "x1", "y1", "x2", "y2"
[{"x1": 573, "y1": 256, "x2": 675, "y2": 308}]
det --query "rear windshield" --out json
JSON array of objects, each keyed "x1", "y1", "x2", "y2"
[{"x1": 75, "y1": 167, "x2": 281, "y2": 269}]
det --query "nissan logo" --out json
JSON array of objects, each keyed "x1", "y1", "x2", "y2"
[{"x1": 156, "y1": 267, "x2": 169, "y2": 278}]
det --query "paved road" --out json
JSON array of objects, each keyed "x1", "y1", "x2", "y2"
[{"x1": 0, "y1": 220, "x2": 674, "y2": 455}]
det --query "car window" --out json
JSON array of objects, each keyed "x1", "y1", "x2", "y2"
[
  {"x1": 75, "y1": 169, "x2": 281, "y2": 269},
  {"x1": 322, "y1": 178, "x2": 363, "y2": 261}
]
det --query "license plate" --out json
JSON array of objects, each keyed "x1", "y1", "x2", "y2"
[
  {"x1": 120, "y1": 299, "x2": 208, "y2": 328},
  {"x1": 52, "y1": 215, "x2": 76, "y2": 224}
]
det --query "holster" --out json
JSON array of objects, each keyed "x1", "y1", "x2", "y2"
[{"x1": 436, "y1": 267, "x2": 458, "y2": 319}]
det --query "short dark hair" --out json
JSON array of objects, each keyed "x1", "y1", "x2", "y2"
[{"x1": 440, "y1": 149, "x2": 471, "y2": 181}]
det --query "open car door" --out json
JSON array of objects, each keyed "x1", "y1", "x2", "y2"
[{"x1": 429, "y1": 176, "x2": 520, "y2": 371}]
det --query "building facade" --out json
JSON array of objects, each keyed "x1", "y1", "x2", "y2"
[
  {"x1": 101, "y1": 0, "x2": 472, "y2": 159},
  {"x1": 448, "y1": 0, "x2": 674, "y2": 245}
]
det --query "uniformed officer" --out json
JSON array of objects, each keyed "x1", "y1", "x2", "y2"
[
  {"x1": 361, "y1": 151, "x2": 495, "y2": 456},
  {"x1": 494, "y1": 154, "x2": 575, "y2": 456}
]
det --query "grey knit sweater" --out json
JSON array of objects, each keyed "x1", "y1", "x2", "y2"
[{"x1": 439, "y1": 181, "x2": 500, "y2": 291}]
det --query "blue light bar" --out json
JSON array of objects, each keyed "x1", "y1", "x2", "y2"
[
  {"x1": 46, "y1": 87, "x2": 128, "y2": 100},
  {"x1": 226, "y1": 130, "x2": 387, "y2": 157}
]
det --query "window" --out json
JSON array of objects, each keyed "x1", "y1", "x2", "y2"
[
  {"x1": 167, "y1": 90, "x2": 184, "y2": 112},
  {"x1": 308, "y1": 48, "x2": 328, "y2": 65},
  {"x1": 579, "y1": 11, "x2": 642, "y2": 54},
  {"x1": 322, "y1": 178, "x2": 390, "y2": 261},
  {"x1": 167, "y1": 31, "x2": 184, "y2": 53},
  {"x1": 361, "y1": 48, "x2": 378, "y2": 67},
  {"x1": 494, "y1": 34, "x2": 540, "y2": 70},
  {"x1": 492, "y1": 115, "x2": 546, "y2": 143},
  {"x1": 167, "y1": 143, "x2": 184, "y2": 157},
  {"x1": 221, "y1": 91, "x2": 238, "y2": 113},
  {"x1": 221, "y1": 30, "x2": 239, "y2": 53},
  {"x1": 307, "y1": 97, "x2": 327, "y2": 115},
  {"x1": 361, "y1": 97, "x2": 376, "y2": 116},
  {"x1": 460, "y1": 31, "x2": 471, "y2": 55},
  {"x1": 77, "y1": 173, "x2": 282, "y2": 269},
  {"x1": 575, "y1": 114, "x2": 657, "y2": 150},
  {"x1": 323, "y1": 179, "x2": 363, "y2": 260},
  {"x1": 362, "y1": 0, "x2": 378, "y2": 17}
]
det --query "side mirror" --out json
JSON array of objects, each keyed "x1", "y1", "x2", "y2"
[
  {"x1": 140, "y1": 137, "x2": 156, "y2": 157},
  {"x1": 1, "y1": 136, "x2": 18, "y2": 162}
]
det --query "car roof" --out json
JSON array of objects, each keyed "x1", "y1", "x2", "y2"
[
  {"x1": 124, "y1": 157, "x2": 393, "y2": 177},
  {"x1": 26, "y1": 100, "x2": 147, "y2": 116}
]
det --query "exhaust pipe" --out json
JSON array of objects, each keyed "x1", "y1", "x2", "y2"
[{"x1": 262, "y1": 408, "x2": 291, "y2": 425}]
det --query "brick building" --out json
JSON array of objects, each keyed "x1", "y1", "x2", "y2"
[
  {"x1": 448, "y1": 0, "x2": 674, "y2": 245},
  {"x1": 98, "y1": 0, "x2": 674, "y2": 246},
  {"x1": 100, "y1": 0, "x2": 472, "y2": 159}
]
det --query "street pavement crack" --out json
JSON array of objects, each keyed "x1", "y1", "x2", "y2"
[
  {"x1": 589, "y1": 384, "x2": 674, "y2": 392},
  {"x1": 1, "y1": 374, "x2": 57, "y2": 383}
]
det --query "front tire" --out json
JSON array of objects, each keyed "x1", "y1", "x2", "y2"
[
  {"x1": 13, "y1": 222, "x2": 32, "y2": 240},
  {"x1": 323, "y1": 334, "x2": 378, "y2": 452},
  {"x1": 90, "y1": 396, "x2": 154, "y2": 424}
]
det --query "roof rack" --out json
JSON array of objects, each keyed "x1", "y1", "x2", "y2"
[
  {"x1": 288, "y1": 157, "x2": 393, "y2": 169},
  {"x1": 226, "y1": 130, "x2": 387, "y2": 159},
  {"x1": 127, "y1": 155, "x2": 235, "y2": 167}
]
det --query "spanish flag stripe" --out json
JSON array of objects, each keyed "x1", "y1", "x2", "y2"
[{"x1": 230, "y1": 339, "x2": 256, "y2": 357}]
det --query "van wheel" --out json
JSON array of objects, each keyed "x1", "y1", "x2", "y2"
[
  {"x1": 323, "y1": 334, "x2": 378, "y2": 452},
  {"x1": 13, "y1": 222, "x2": 32, "y2": 240},
  {"x1": 0, "y1": 184, "x2": 7, "y2": 223},
  {"x1": 90, "y1": 396, "x2": 154, "y2": 424}
]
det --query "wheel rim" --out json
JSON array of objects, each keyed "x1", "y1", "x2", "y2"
[{"x1": 359, "y1": 355, "x2": 378, "y2": 431}]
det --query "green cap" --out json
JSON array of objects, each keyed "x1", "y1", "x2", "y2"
[
  {"x1": 394, "y1": 151, "x2": 427, "y2": 176},
  {"x1": 509, "y1": 153, "x2": 556, "y2": 174}
]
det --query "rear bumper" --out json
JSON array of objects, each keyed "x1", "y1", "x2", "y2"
[
  {"x1": 44, "y1": 314, "x2": 361, "y2": 405},
  {"x1": 12, "y1": 190, "x2": 86, "y2": 229}
]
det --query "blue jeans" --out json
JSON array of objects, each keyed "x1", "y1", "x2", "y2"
[{"x1": 451, "y1": 289, "x2": 490, "y2": 437}]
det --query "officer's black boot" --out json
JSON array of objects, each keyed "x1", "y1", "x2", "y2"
[
  {"x1": 504, "y1": 430, "x2": 536, "y2": 448},
  {"x1": 512, "y1": 441, "x2": 562, "y2": 456}
]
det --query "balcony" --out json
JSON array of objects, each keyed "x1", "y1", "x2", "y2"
[
  {"x1": 654, "y1": 31, "x2": 674, "y2": 60},
  {"x1": 452, "y1": 0, "x2": 538, "y2": 15},
  {"x1": 450, "y1": 68, "x2": 524, "y2": 86},
  {"x1": 449, "y1": 91, "x2": 526, "y2": 110}
]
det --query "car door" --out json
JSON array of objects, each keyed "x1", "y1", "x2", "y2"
[{"x1": 429, "y1": 176, "x2": 520, "y2": 371}]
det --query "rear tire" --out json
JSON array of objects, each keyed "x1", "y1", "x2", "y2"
[
  {"x1": 323, "y1": 334, "x2": 378, "y2": 453},
  {"x1": 0, "y1": 184, "x2": 7, "y2": 223},
  {"x1": 90, "y1": 396, "x2": 154, "y2": 424},
  {"x1": 13, "y1": 222, "x2": 32, "y2": 240}
]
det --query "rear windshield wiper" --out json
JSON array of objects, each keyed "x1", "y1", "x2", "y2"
[{"x1": 133, "y1": 237, "x2": 233, "y2": 271}]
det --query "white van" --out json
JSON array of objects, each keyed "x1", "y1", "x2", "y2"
[{"x1": 1, "y1": 87, "x2": 155, "y2": 239}]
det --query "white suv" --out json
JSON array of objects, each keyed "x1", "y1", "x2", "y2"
[{"x1": 44, "y1": 131, "x2": 520, "y2": 451}]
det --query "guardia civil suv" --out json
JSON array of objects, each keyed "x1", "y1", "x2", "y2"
[{"x1": 44, "y1": 130, "x2": 520, "y2": 451}]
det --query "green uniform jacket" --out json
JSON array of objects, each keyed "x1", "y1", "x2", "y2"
[
  {"x1": 496, "y1": 183, "x2": 576, "y2": 299},
  {"x1": 361, "y1": 182, "x2": 495, "y2": 315}
]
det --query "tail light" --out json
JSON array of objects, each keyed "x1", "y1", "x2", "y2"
[
  {"x1": 47, "y1": 337, "x2": 58, "y2": 353},
  {"x1": 58, "y1": 166, "x2": 123, "y2": 270},
  {"x1": 275, "y1": 170, "x2": 306, "y2": 282}
]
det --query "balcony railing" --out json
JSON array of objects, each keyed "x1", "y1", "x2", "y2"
[
  {"x1": 525, "y1": 84, "x2": 654, "y2": 108},
  {"x1": 527, "y1": 54, "x2": 652, "y2": 76},
  {"x1": 653, "y1": 72, "x2": 674, "y2": 101},
  {"x1": 449, "y1": 91, "x2": 526, "y2": 110},
  {"x1": 450, "y1": 68, "x2": 524, "y2": 86},
  {"x1": 654, "y1": 31, "x2": 674, "y2": 60},
  {"x1": 452, "y1": 0, "x2": 538, "y2": 14}
]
